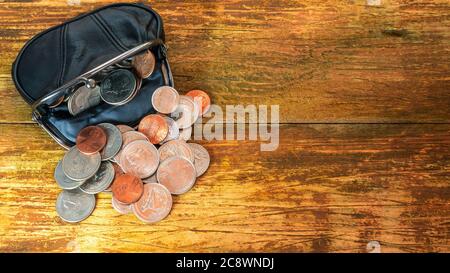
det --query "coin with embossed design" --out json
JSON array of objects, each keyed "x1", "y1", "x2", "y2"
[
  {"x1": 132, "y1": 183, "x2": 172, "y2": 223},
  {"x1": 56, "y1": 189, "x2": 96, "y2": 223},
  {"x1": 100, "y1": 69, "x2": 137, "y2": 105},
  {"x1": 54, "y1": 160, "x2": 86, "y2": 190},
  {"x1": 158, "y1": 139, "x2": 194, "y2": 163},
  {"x1": 98, "y1": 123, "x2": 122, "y2": 161},
  {"x1": 80, "y1": 162, "x2": 115, "y2": 194},
  {"x1": 138, "y1": 114, "x2": 168, "y2": 144},
  {"x1": 113, "y1": 131, "x2": 149, "y2": 164},
  {"x1": 120, "y1": 140, "x2": 159, "y2": 178},
  {"x1": 186, "y1": 89, "x2": 211, "y2": 116},
  {"x1": 132, "y1": 50, "x2": 156, "y2": 79},
  {"x1": 151, "y1": 86, "x2": 180, "y2": 114},
  {"x1": 62, "y1": 146, "x2": 101, "y2": 181},
  {"x1": 76, "y1": 126, "x2": 107, "y2": 155},
  {"x1": 157, "y1": 156, "x2": 196, "y2": 195},
  {"x1": 112, "y1": 173, "x2": 144, "y2": 204},
  {"x1": 68, "y1": 85, "x2": 101, "y2": 116},
  {"x1": 188, "y1": 143, "x2": 210, "y2": 177}
]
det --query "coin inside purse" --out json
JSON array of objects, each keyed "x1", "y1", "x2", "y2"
[{"x1": 12, "y1": 3, "x2": 174, "y2": 148}]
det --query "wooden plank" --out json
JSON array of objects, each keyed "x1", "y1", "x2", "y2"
[
  {"x1": 0, "y1": 0, "x2": 449, "y2": 123},
  {"x1": 0, "y1": 123, "x2": 448, "y2": 252}
]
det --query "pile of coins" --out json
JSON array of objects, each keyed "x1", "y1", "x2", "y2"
[
  {"x1": 54, "y1": 87, "x2": 211, "y2": 223},
  {"x1": 61, "y1": 49, "x2": 156, "y2": 114}
]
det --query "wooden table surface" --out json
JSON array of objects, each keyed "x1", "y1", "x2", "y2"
[{"x1": 0, "y1": 0, "x2": 449, "y2": 253}]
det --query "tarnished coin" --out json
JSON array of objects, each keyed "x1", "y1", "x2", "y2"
[
  {"x1": 113, "y1": 131, "x2": 149, "y2": 163},
  {"x1": 186, "y1": 89, "x2": 211, "y2": 116},
  {"x1": 138, "y1": 114, "x2": 168, "y2": 144},
  {"x1": 56, "y1": 189, "x2": 96, "y2": 223},
  {"x1": 188, "y1": 143, "x2": 210, "y2": 177},
  {"x1": 100, "y1": 69, "x2": 137, "y2": 105},
  {"x1": 116, "y1": 125, "x2": 134, "y2": 133},
  {"x1": 151, "y1": 86, "x2": 180, "y2": 114},
  {"x1": 68, "y1": 85, "x2": 101, "y2": 116},
  {"x1": 54, "y1": 160, "x2": 86, "y2": 190},
  {"x1": 157, "y1": 156, "x2": 197, "y2": 195},
  {"x1": 132, "y1": 50, "x2": 156, "y2": 79},
  {"x1": 62, "y1": 146, "x2": 101, "y2": 181},
  {"x1": 170, "y1": 95, "x2": 200, "y2": 129},
  {"x1": 98, "y1": 123, "x2": 122, "y2": 161},
  {"x1": 112, "y1": 174, "x2": 144, "y2": 204},
  {"x1": 80, "y1": 162, "x2": 115, "y2": 194},
  {"x1": 158, "y1": 139, "x2": 194, "y2": 163},
  {"x1": 132, "y1": 183, "x2": 172, "y2": 223},
  {"x1": 161, "y1": 116, "x2": 180, "y2": 144},
  {"x1": 112, "y1": 196, "x2": 133, "y2": 214},
  {"x1": 120, "y1": 140, "x2": 159, "y2": 178},
  {"x1": 142, "y1": 174, "x2": 157, "y2": 184},
  {"x1": 178, "y1": 126, "x2": 192, "y2": 141},
  {"x1": 76, "y1": 126, "x2": 107, "y2": 155}
]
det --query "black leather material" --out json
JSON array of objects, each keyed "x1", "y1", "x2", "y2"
[{"x1": 11, "y1": 3, "x2": 172, "y2": 147}]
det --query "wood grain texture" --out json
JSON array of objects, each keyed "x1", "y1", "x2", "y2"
[
  {"x1": 0, "y1": 124, "x2": 449, "y2": 252},
  {"x1": 0, "y1": 0, "x2": 449, "y2": 123}
]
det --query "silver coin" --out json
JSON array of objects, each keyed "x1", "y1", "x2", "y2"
[
  {"x1": 98, "y1": 123, "x2": 123, "y2": 161},
  {"x1": 170, "y1": 95, "x2": 200, "y2": 129},
  {"x1": 151, "y1": 86, "x2": 180, "y2": 114},
  {"x1": 68, "y1": 85, "x2": 101, "y2": 116},
  {"x1": 111, "y1": 196, "x2": 132, "y2": 214},
  {"x1": 54, "y1": 160, "x2": 86, "y2": 190},
  {"x1": 56, "y1": 189, "x2": 96, "y2": 223},
  {"x1": 178, "y1": 126, "x2": 192, "y2": 141},
  {"x1": 188, "y1": 143, "x2": 210, "y2": 177},
  {"x1": 79, "y1": 161, "x2": 115, "y2": 194},
  {"x1": 100, "y1": 69, "x2": 137, "y2": 105},
  {"x1": 158, "y1": 139, "x2": 195, "y2": 163},
  {"x1": 62, "y1": 146, "x2": 101, "y2": 181},
  {"x1": 161, "y1": 116, "x2": 180, "y2": 144},
  {"x1": 142, "y1": 173, "x2": 158, "y2": 184}
]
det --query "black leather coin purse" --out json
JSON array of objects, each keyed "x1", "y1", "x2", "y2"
[{"x1": 12, "y1": 3, "x2": 173, "y2": 148}]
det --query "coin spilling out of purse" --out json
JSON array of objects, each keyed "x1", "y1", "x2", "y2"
[
  {"x1": 54, "y1": 52, "x2": 212, "y2": 223},
  {"x1": 62, "y1": 49, "x2": 155, "y2": 114}
]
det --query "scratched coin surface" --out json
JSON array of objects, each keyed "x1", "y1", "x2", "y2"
[
  {"x1": 132, "y1": 50, "x2": 156, "y2": 79},
  {"x1": 186, "y1": 89, "x2": 211, "y2": 116},
  {"x1": 76, "y1": 126, "x2": 107, "y2": 155},
  {"x1": 112, "y1": 196, "x2": 133, "y2": 214},
  {"x1": 120, "y1": 140, "x2": 160, "y2": 178},
  {"x1": 161, "y1": 116, "x2": 180, "y2": 143},
  {"x1": 138, "y1": 114, "x2": 168, "y2": 144},
  {"x1": 178, "y1": 126, "x2": 192, "y2": 141},
  {"x1": 112, "y1": 173, "x2": 144, "y2": 204},
  {"x1": 56, "y1": 189, "x2": 96, "y2": 223},
  {"x1": 100, "y1": 69, "x2": 137, "y2": 105},
  {"x1": 116, "y1": 124, "x2": 134, "y2": 134},
  {"x1": 62, "y1": 146, "x2": 101, "y2": 181},
  {"x1": 188, "y1": 143, "x2": 210, "y2": 177},
  {"x1": 98, "y1": 123, "x2": 123, "y2": 161},
  {"x1": 132, "y1": 183, "x2": 173, "y2": 223},
  {"x1": 151, "y1": 86, "x2": 180, "y2": 114},
  {"x1": 170, "y1": 95, "x2": 200, "y2": 129},
  {"x1": 113, "y1": 131, "x2": 149, "y2": 163},
  {"x1": 80, "y1": 162, "x2": 115, "y2": 194},
  {"x1": 158, "y1": 139, "x2": 194, "y2": 163},
  {"x1": 157, "y1": 156, "x2": 197, "y2": 195},
  {"x1": 68, "y1": 85, "x2": 101, "y2": 116},
  {"x1": 54, "y1": 160, "x2": 86, "y2": 190}
]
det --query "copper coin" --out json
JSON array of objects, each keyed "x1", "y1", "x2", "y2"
[
  {"x1": 113, "y1": 131, "x2": 149, "y2": 164},
  {"x1": 186, "y1": 89, "x2": 211, "y2": 116},
  {"x1": 112, "y1": 174, "x2": 144, "y2": 204},
  {"x1": 158, "y1": 139, "x2": 194, "y2": 163},
  {"x1": 116, "y1": 125, "x2": 134, "y2": 134},
  {"x1": 76, "y1": 126, "x2": 107, "y2": 155},
  {"x1": 151, "y1": 86, "x2": 180, "y2": 114},
  {"x1": 157, "y1": 156, "x2": 197, "y2": 195},
  {"x1": 48, "y1": 95, "x2": 64, "y2": 108},
  {"x1": 138, "y1": 114, "x2": 168, "y2": 144},
  {"x1": 133, "y1": 50, "x2": 156, "y2": 79},
  {"x1": 120, "y1": 140, "x2": 160, "y2": 179},
  {"x1": 132, "y1": 183, "x2": 172, "y2": 223},
  {"x1": 105, "y1": 163, "x2": 124, "y2": 192}
]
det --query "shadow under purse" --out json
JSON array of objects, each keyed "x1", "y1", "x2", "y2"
[{"x1": 12, "y1": 3, "x2": 174, "y2": 148}]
